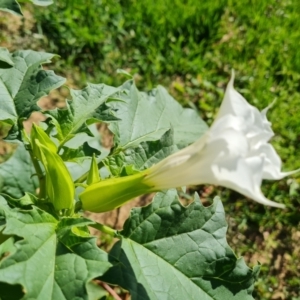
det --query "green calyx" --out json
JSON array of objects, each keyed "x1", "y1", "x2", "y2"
[
  {"x1": 86, "y1": 154, "x2": 101, "y2": 185},
  {"x1": 79, "y1": 170, "x2": 154, "y2": 213}
]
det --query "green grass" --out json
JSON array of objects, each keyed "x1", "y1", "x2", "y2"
[{"x1": 2, "y1": 0, "x2": 300, "y2": 298}]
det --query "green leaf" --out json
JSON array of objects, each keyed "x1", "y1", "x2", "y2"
[
  {"x1": 47, "y1": 84, "x2": 120, "y2": 149},
  {"x1": 3, "y1": 193, "x2": 37, "y2": 208},
  {"x1": 109, "y1": 81, "x2": 208, "y2": 150},
  {"x1": 56, "y1": 217, "x2": 95, "y2": 248},
  {"x1": 0, "y1": 48, "x2": 14, "y2": 68},
  {"x1": 102, "y1": 190, "x2": 258, "y2": 300},
  {"x1": 0, "y1": 205, "x2": 58, "y2": 300},
  {"x1": 0, "y1": 143, "x2": 38, "y2": 198},
  {"x1": 0, "y1": 0, "x2": 22, "y2": 15},
  {"x1": 58, "y1": 124, "x2": 104, "y2": 162},
  {"x1": 86, "y1": 281, "x2": 108, "y2": 300},
  {"x1": 0, "y1": 202, "x2": 111, "y2": 300},
  {"x1": 0, "y1": 237, "x2": 16, "y2": 257},
  {"x1": 54, "y1": 239, "x2": 110, "y2": 300},
  {"x1": 105, "y1": 128, "x2": 177, "y2": 176},
  {"x1": 61, "y1": 141, "x2": 101, "y2": 162},
  {"x1": 0, "y1": 50, "x2": 65, "y2": 128}
]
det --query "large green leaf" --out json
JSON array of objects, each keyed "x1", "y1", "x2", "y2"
[
  {"x1": 102, "y1": 190, "x2": 259, "y2": 300},
  {"x1": 0, "y1": 143, "x2": 38, "y2": 198},
  {"x1": 109, "y1": 81, "x2": 208, "y2": 150},
  {"x1": 0, "y1": 0, "x2": 22, "y2": 15},
  {"x1": 47, "y1": 84, "x2": 120, "y2": 149},
  {"x1": 0, "y1": 50, "x2": 65, "y2": 127},
  {"x1": 0, "y1": 199, "x2": 111, "y2": 300}
]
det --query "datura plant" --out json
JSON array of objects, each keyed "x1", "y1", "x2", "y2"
[{"x1": 0, "y1": 2, "x2": 298, "y2": 300}]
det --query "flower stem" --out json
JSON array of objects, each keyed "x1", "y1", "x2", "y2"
[
  {"x1": 28, "y1": 147, "x2": 46, "y2": 199},
  {"x1": 74, "y1": 171, "x2": 89, "y2": 184}
]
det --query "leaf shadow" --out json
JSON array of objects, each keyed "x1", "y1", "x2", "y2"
[{"x1": 0, "y1": 282, "x2": 24, "y2": 300}]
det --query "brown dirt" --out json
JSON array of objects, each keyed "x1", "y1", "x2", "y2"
[{"x1": 86, "y1": 194, "x2": 153, "y2": 231}]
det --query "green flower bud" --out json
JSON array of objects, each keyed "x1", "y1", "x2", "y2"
[
  {"x1": 30, "y1": 124, "x2": 57, "y2": 157},
  {"x1": 31, "y1": 124, "x2": 74, "y2": 211},
  {"x1": 79, "y1": 170, "x2": 153, "y2": 213}
]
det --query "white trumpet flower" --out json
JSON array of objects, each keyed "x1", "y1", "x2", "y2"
[
  {"x1": 80, "y1": 72, "x2": 298, "y2": 212},
  {"x1": 144, "y1": 71, "x2": 298, "y2": 208}
]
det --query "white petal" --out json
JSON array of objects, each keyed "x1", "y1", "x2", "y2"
[
  {"x1": 216, "y1": 71, "x2": 255, "y2": 123},
  {"x1": 216, "y1": 71, "x2": 274, "y2": 145},
  {"x1": 249, "y1": 143, "x2": 282, "y2": 179},
  {"x1": 212, "y1": 155, "x2": 285, "y2": 208}
]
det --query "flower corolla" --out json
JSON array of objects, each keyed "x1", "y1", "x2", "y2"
[{"x1": 144, "y1": 71, "x2": 298, "y2": 208}]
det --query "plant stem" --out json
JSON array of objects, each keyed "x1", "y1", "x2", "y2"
[
  {"x1": 96, "y1": 281, "x2": 122, "y2": 300},
  {"x1": 74, "y1": 171, "x2": 89, "y2": 184},
  {"x1": 20, "y1": 125, "x2": 46, "y2": 199},
  {"x1": 90, "y1": 222, "x2": 117, "y2": 237},
  {"x1": 28, "y1": 148, "x2": 46, "y2": 199}
]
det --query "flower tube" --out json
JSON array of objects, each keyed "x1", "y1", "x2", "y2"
[{"x1": 80, "y1": 72, "x2": 298, "y2": 212}]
